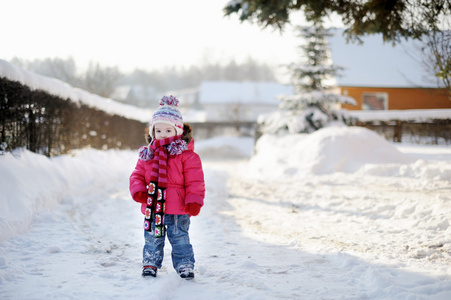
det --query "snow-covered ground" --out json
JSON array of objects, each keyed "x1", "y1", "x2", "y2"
[{"x1": 1, "y1": 126, "x2": 450, "y2": 299}]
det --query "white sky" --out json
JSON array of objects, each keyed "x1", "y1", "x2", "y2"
[{"x1": 1, "y1": 0, "x2": 339, "y2": 80}]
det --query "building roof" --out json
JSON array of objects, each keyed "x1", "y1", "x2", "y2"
[
  {"x1": 327, "y1": 29, "x2": 440, "y2": 88},
  {"x1": 199, "y1": 81, "x2": 294, "y2": 105}
]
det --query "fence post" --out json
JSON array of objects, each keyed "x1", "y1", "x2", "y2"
[{"x1": 393, "y1": 120, "x2": 402, "y2": 143}]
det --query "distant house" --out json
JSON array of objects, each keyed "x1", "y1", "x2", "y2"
[
  {"x1": 197, "y1": 81, "x2": 294, "y2": 122},
  {"x1": 327, "y1": 29, "x2": 450, "y2": 111}
]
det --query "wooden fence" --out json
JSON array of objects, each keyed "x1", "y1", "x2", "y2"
[{"x1": 354, "y1": 119, "x2": 451, "y2": 144}]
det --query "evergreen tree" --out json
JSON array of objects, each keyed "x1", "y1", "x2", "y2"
[{"x1": 260, "y1": 22, "x2": 356, "y2": 134}]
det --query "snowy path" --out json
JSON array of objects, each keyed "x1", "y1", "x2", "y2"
[
  {"x1": 204, "y1": 160, "x2": 451, "y2": 299},
  {"x1": 1, "y1": 157, "x2": 327, "y2": 299},
  {"x1": 0, "y1": 156, "x2": 316, "y2": 299},
  {"x1": 1, "y1": 144, "x2": 451, "y2": 299}
]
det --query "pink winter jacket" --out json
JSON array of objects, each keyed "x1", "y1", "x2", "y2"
[{"x1": 129, "y1": 140, "x2": 205, "y2": 215}]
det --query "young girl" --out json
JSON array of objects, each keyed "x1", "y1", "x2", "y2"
[{"x1": 129, "y1": 95, "x2": 205, "y2": 279}]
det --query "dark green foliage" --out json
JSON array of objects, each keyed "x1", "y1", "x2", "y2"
[{"x1": 224, "y1": 0, "x2": 450, "y2": 43}]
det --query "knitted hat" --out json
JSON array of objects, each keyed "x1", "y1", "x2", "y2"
[{"x1": 149, "y1": 95, "x2": 184, "y2": 139}]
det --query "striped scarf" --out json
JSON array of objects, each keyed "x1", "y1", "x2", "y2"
[{"x1": 143, "y1": 135, "x2": 187, "y2": 237}]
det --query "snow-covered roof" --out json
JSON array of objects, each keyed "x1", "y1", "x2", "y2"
[
  {"x1": 0, "y1": 59, "x2": 152, "y2": 123},
  {"x1": 327, "y1": 29, "x2": 440, "y2": 88},
  {"x1": 199, "y1": 81, "x2": 294, "y2": 105}
]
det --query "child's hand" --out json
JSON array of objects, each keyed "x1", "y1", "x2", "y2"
[
  {"x1": 134, "y1": 191, "x2": 147, "y2": 203},
  {"x1": 185, "y1": 203, "x2": 201, "y2": 216}
]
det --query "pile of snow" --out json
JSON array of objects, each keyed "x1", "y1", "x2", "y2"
[
  {"x1": 249, "y1": 126, "x2": 418, "y2": 178},
  {"x1": 0, "y1": 59, "x2": 152, "y2": 122},
  {"x1": 0, "y1": 148, "x2": 136, "y2": 243}
]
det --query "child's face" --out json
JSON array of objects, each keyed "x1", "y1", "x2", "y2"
[{"x1": 154, "y1": 123, "x2": 177, "y2": 140}]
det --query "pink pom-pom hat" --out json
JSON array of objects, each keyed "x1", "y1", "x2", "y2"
[{"x1": 149, "y1": 95, "x2": 184, "y2": 139}]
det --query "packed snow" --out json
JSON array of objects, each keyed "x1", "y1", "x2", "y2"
[{"x1": 1, "y1": 126, "x2": 451, "y2": 299}]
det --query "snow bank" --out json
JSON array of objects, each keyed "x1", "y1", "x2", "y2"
[
  {"x1": 250, "y1": 126, "x2": 416, "y2": 178},
  {"x1": 357, "y1": 159, "x2": 451, "y2": 182},
  {"x1": 0, "y1": 148, "x2": 136, "y2": 242},
  {"x1": 0, "y1": 59, "x2": 152, "y2": 122},
  {"x1": 0, "y1": 150, "x2": 64, "y2": 242}
]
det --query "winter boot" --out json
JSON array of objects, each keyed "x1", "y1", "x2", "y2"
[
  {"x1": 142, "y1": 266, "x2": 157, "y2": 277},
  {"x1": 178, "y1": 268, "x2": 194, "y2": 280}
]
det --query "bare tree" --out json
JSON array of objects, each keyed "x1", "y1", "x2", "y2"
[
  {"x1": 9, "y1": 57, "x2": 124, "y2": 98},
  {"x1": 423, "y1": 31, "x2": 451, "y2": 99},
  {"x1": 11, "y1": 57, "x2": 79, "y2": 86},
  {"x1": 413, "y1": 14, "x2": 451, "y2": 100},
  {"x1": 81, "y1": 62, "x2": 123, "y2": 98}
]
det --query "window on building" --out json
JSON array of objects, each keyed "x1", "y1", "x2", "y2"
[{"x1": 362, "y1": 93, "x2": 388, "y2": 110}]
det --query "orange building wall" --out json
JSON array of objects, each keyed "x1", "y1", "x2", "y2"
[{"x1": 340, "y1": 87, "x2": 451, "y2": 110}]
